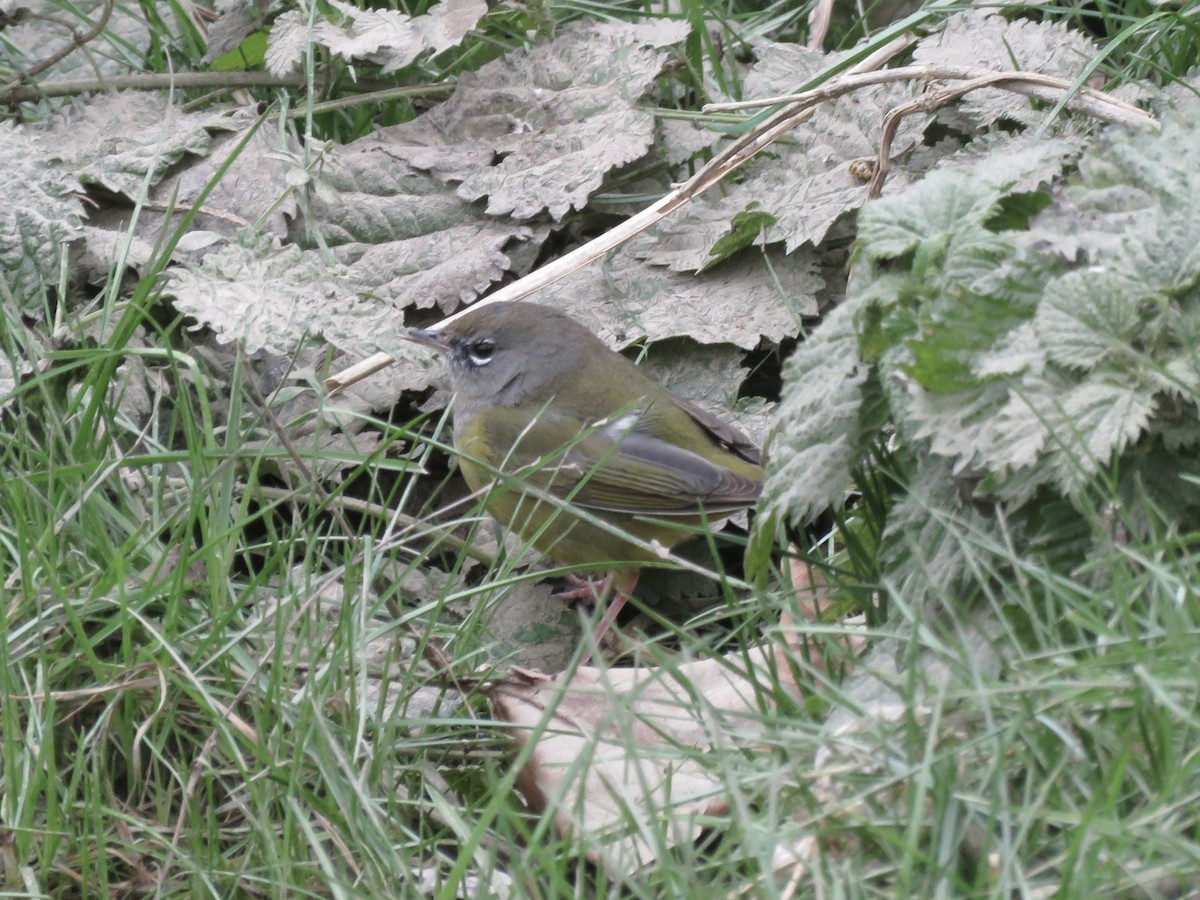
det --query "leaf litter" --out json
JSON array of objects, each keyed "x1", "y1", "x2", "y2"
[{"x1": 368, "y1": 19, "x2": 690, "y2": 220}]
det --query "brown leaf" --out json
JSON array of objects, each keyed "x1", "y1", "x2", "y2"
[{"x1": 488, "y1": 642, "x2": 803, "y2": 876}]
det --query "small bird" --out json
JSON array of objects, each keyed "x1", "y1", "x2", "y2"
[{"x1": 406, "y1": 301, "x2": 763, "y2": 648}]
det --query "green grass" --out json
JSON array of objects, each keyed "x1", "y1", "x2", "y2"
[
  {"x1": 3, "y1": 0, "x2": 1200, "y2": 897},
  {"x1": 5, "y1": 309, "x2": 1199, "y2": 895}
]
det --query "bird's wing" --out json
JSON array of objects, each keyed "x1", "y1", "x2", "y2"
[
  {"x1": 467, "y1": 404, "x2": 761, "y2": 517},
  {"x1": 562, "y1": 427, "x2": 762, "y2": 516},
  {"x1": 670, "y1": 395, "x2": 761, "y2": 466}
]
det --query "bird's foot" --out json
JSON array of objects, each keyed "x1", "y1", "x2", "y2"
[
  {"x1": 553, "y1": 572, "x2": 607, "y2": 603},
  {"x1": 553, "y1": 572, "x2": 639, "y2": 665}
]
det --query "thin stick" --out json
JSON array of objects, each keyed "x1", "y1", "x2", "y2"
[{"x1": 704, "y1": 64, "x2": 1154, "y2": 129}]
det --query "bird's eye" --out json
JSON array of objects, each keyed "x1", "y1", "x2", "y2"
[{"x1": 468, "y1": 339, "x2": 495, "y2": 366}]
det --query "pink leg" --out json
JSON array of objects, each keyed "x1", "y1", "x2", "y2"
[
  {"x1": 553, "y1": 575, "x2": 616, "y2": 664},
  {"x1": 589, "y1": 590, "x2": 629, "y2": 648},
  {"x1": 577, "y1": 571, "x2": 639, "y2": 665}
]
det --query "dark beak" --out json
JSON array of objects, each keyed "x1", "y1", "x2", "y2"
[{"x1": 405, "y1": 327, "x2": 451, "y2": 353}]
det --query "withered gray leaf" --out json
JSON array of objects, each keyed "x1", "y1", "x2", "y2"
[
  {"x1": 164, "y1": 233, "x2": 409, "y2": 360},
  {"x1": 371, "y1": 19, "x2": 690, "y2": 220},
  {"x1": 303, "y1": 143, "x2": 544, "y2": 315},
  {"x1": 535, "y1": 243, "x2": 820, "y2": 349},
  {"x1": 638, "y1": 41, "x2": 926, "y2": 269},
  {"x1": 266, "y1": 0, "x2": 485, "y2": 76},
  {"x1": 0, "y1": 122, "x2": 83, "y2": 315},
  {"x1": 913, "y1": 11, "x2": 1101, "y2": 129},
  {"x1": 0, "y1": 0, "x2": 151, "y2": 85},
  {"x1": 45, "y1": 93, "x2": 238, "y2": 199}
]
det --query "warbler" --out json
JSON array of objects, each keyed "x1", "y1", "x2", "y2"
[{"x1": 407, "y1": 301, "x2": 762, "y2": 642}]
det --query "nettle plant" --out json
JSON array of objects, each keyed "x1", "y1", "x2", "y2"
[{"x1": 762, "y1": 99, "x2": 1200, "y2": 604}]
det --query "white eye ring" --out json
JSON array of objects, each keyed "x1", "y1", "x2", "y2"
[{"x1": 468, "y1": 339, "x2": 495, "y2": 367}]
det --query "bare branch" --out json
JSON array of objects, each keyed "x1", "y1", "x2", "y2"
[{"x1": 3, "y1": 0, "x2": 114, "y2": 87}]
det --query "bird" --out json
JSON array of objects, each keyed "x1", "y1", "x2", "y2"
[{"x1": 405, "y1": 301, "x2": 763, "y2": 650}]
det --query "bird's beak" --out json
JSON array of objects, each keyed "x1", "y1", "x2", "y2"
[{"x1": 405, "y1": 327, "x2": 451, "y2": 353}]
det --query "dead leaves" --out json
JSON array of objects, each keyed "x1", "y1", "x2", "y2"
[
  {"x1": 0, "y1": 122, "x2": 82, "y2": 314},
  {"x1": 485, "y1": 559, "x2": 862, "y2": 881},
  {"x1": 490, "y1": 646, "x2": 803, "y2": 876},
  {"x1": 636, "y1": 41, "x2": 928, "y2": 271},
  {"x1": 371, "y1": 19, "x2": 689, "y2": 221},
  {"x1": 305, "y1": 144, "x2": 543, "y2": 318},
  {"x1": 266, "y1": 0, "x2": 486, "y2": 76}
]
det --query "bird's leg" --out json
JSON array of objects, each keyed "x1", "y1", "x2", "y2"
[
  {"x1": 588, "y1": 588, "x2": 629, "y2": 648},
  {"x1": 581, "y1": 570, "x2": 639, "y2": 664}
]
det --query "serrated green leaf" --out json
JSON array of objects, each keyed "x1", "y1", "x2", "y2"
[
  {"x1": 44, "y1": 93, "x2": 231, "y2": 198},
  {"x1": 903, "y1": 286, "x2": 1036, "y2": 394},
  {"x1": 982, "y1": 374, "x2": 1157, "y2": 490},
  {"x1": 1052, "y1": 380, "x2": 1158, "y2": 482},
  {"x1": 706, "y1": 207, "x2": 777, "y2": 268},
  {"x1": 762, "y1": 295, "x2": 869, "y2": 529},
  {"x1": 857, "y1": 170, "x2": 1000, "y2": 261},
  {"x1": 907, "y1": 380, "x2": 1012, "y2": 472},
  {"x1": 880, "y1": 457, "x2": 997, "y2": 604},
  {"x1": 1036, "y1": 269, "x2": 1145, "y2": 371}
]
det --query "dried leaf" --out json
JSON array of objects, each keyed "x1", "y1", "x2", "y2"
[
  {"x1": 489, "y1": 643, "x2": 802, "y2": 875},
  {"x1": 202, "y1": 0, "x2": 273, "y2": 63},
  {"x1": 639, "y1": 41, "x2": 926, "y2": 269},
  {"x1": 0, "y1": 355, "x2": 17, "y2": 408},
  {"x1": 0, "y1": 122, "x2": 83, "y2": 315},
  {"x1": 913, "y1": 11, "x2": 1101, "y2": 129},
  {"x1": 638, "y1": 341, "x2": 773, "y2": 446},
  {"x1": 79, "y1": 122, "x2": 300, "y2": 260},
  {"x1": 658, "y1": 118, "x2": 721, "y2": 165},
  {"x1": 373, "y1": 19, "x2": 689, "y2": 220},
  {"x1": 266, "y1": 0, "x2": 486, "y2": 76},
  {"x1": 304, "y1": 143, "x2": 543, "y2": 316},
  {"x1": 535, "y1": 244, "x2": 820, "y2": 350},
  {"x1": 0, "y1": 0, "x2": 150, "y2": 84},
  {"x1": 163, "y1": 233, "x2": 411, "y2": 359},
  {"x1": 154, "y1": 124, "x2": 301, "y2": 238},
  {"x1": 453, "y1": 581, "x2": 580, "y2": 672},
  {"x1": 45, "y1": 93, "x2": 235, "y2": 198}
]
